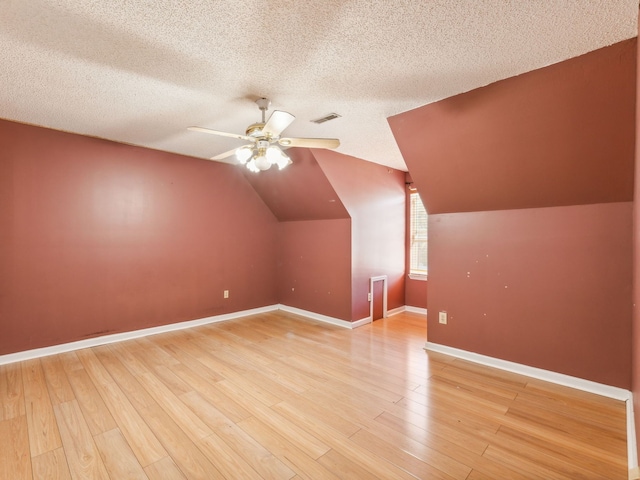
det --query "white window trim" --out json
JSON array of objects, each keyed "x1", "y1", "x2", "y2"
[{"x1": 408, "y1": 273, "x2": 428, "y2": 281}]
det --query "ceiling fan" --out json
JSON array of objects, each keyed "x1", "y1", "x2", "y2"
[{"x1": 188, "y1": 98, "x2": 340, "y2": 173}]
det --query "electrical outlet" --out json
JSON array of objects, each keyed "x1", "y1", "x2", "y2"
[
  {"x1": 367, "y1": 292, "x2": 372, "y2": 301},
  {"x1": 223, "y1": 290, "x2": 229, "y2": 299},
  {"x1": 439, "y1": 311, "x2": 447, "y2": 324}
]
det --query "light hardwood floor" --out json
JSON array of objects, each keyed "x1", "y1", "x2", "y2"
[{"x1": 0, "y1": 311, "x2": 627, "y2": 479}]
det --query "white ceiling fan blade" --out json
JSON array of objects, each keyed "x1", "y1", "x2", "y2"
[
  {"x1": 188, "y1": 126, "x2": 254, "y2": 142},
  {"x1": 263, "y1": 111, "x2": 295, "y2": 137},
  {"x1": 279, "y1": 137, "x2": 340, "y2": 149},
  {"x1": 211, "y1": 147, "x2": 242, "y2": 162}
]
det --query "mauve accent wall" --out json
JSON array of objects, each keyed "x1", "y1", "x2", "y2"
[
  {"x1": 277, "y1": 219, "x2": 352, "y2": 320},
  {"x1": 242, "y1": 148, "x2": 350, "y2": 221},
  {"x1": 388, "y1": 39, "x2": 636, "y2": 215},
  {"x1": 633, "y1": 7, "x2": 640, "y2": 461},
  {"x1": 315, "y1": 150, "x2": 405, "y2": 320},
  {"x1": 405, "y1": 275, "x2": 427, "y2": 309},
  {"x1": 0, "y1": 119, "x2": 279, "y2": 355},
  {"x1": 429, "y1": 203, "x2": 632, "y2": 388},
  {"x1": 389, "y1": 39, "x2": 636, "y2": 389}
]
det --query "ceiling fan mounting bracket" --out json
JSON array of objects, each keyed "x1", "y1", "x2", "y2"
[{"x1": 255, "y1": 97, "x2": 271, "y2": 110}]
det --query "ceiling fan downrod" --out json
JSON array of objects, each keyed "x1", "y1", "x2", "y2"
[{"x1": 255, "y1": 97, "x2": 271, "y2": 123}]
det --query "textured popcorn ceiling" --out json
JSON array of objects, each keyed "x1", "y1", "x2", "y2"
[{"x1": 0, "y1": 1, "x2": 637, "y2": 171}]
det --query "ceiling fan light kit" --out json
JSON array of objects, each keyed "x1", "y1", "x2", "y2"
[{"x1": 188, "y1": 98, "x2": 339, "y2": 173}]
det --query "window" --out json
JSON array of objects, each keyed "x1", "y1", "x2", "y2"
[{"x1": 409, "y1": 191, "x2": 428, "y2": 278}]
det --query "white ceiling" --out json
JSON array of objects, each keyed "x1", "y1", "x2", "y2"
[{"x1": 1, "y1": 1, "x2": 637, "y2": 171}]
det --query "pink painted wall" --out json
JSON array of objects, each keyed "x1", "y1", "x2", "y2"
[
  {"x1": 429, "y1": 204, "x2": 632, "y2": 388},
  {"x1": 633, "y1": 7, "x2": 640, "y2": 460},
  {"x1": 0, "y1": 119, "x2": 279, "y2": 355},
  {"x1": 405, "y1": 276, "x2": 427, "y2": 309},
  {"x1": 314, "y1": 150, "x2": 406, "y2": 320},
  {"x1": 277, "y1": 219, "x2": 352, "y2": 320},
  {"x1": 389, "y1": 39, "x2": 635, "y2": 388},
  {"x1": 242, "y1": 148, "x2": 350, "y2": 221},
  {"x1": 389, "y1": 39, "x2": 636, "y2": 215}
]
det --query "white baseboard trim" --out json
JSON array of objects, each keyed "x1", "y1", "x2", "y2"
[
  {"x1": 278, "y1": 304, "x2": 369, "y2": 329},
  {"x1": 0, "y1": 305, "x2": 279, "y2": 366},
  {"x1": 628, "y1": 398, "x2": 639, "y2": 475},
  {"x1": 385, "y1": 305, "x2": 427, "y2": 317},
  {"x1": 352, "y1": 316, "x2": 373, "y2": 328},
  {"x1": 386, "y1": 306, "x2": 406, "y2": 317},
  {"x1": 404, "y1": 306, "x2": 427, "y2": 315},
  {"x1": 425, "y1": 342, "x2": 630, "y2": 402}
]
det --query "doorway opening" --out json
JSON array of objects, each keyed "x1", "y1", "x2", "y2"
[{"x1": 370, "y1": 275, "x2": 388, "y2": 321}]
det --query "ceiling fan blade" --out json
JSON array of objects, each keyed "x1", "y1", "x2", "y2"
[
  {"x1": 263, "y1": 110, "x2": 295, "y2": 137},
  {"x1": 188, "y1": 126, "x2": 254, "y2": 142},
  {"x1": 279, "y1": 137, "x2": 340, "y2": 149},
  {"x1": 211, "y1": 147, "x2": 241, "y2": 162}
]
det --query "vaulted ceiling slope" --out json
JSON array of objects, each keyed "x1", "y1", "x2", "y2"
[
  {"x1": 389, "y1": 39, "x2": 637, "y2": 214},
  {"x1": 242, "y1": 148, "x2": 350, "y2": 222},
  {"x1": 0, "y1": 1, "x2": 636, "y2": 172}
]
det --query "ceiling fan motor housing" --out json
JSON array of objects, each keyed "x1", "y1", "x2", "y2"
[{"x1": 246, "y1": 123, "x2": 267, "y2": 138}]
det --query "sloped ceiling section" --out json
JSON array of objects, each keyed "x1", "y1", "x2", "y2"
[
  {"x1": 241, "y1": 148, "x2": 349, "y2": 222},
  {"x1": 388, "y1": 39, "x2": 637, "y2": 214}
]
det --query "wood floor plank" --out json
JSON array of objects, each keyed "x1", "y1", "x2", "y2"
[
  {"x1": 151, "y1": 365, "x2": 194, "y2": 397},
  {"x1": 136, "y1": 372, "x2": 213, "y2": 441},
  {"x1": 132, "y1": 337, "x2": 181, "y2": 368},
  {"x1": 92, "y1": 346, "x2": 157, "y2": 411},
  {"x1": 349, "y1": 428, "x2": 461, "y2": 479},
  {"x1": 278, "y1": 394, "x2": 361, "y2": 437},
  {"x1": 317, "y1": 449, "x2": 381, "y2": 480},
  {"x1": 273, "y1": 399, "x2": 438, "y2": 480},
  {"x1": 198, "y1": 433, "x2": 264, "y2": 480},
  {"x1": 368, "y1": 412, "x2": 533, "y2": 480},
  {"x1": 216, "y1": 379, "x2": 331, "y2": 460},
  {"x1": 489, "y1": 425, "x2": 625, "y2": 478},
  {"x1": 506, "y1": 420, "x2": 625, "y2": 470},
  {"x1": 159, "y1": 342, "x2": 225, "y2": 385},
  {"x1": 482, "y1": 444, "x2": 574, "y2": 480},
  {"x1": 40, "y1": 356, "x2": 75, "y2": 406},
  {"x1": 94, "y1": 378, "x2": 168, "y2": 467},
  {"x1": 104, "y1": 342, "x2": 152, "y2": 377},
  {"x1": 53, "y1": 400, "x2": 110, "y2": 480},
  {"x1": 22, "y1": 359, "x2": 62, "y2": 457},
  {"x1": 0, "y1": 415, "x2": 32, "y2": 480},
  {"x1": 66, "y1": 369, "x2": 117, "y2": 435},
  {"x1": 139, "y1": 402, "x2": 224, "y2": 479},
  {"x1": 144, "y1": 456, "x2": 187, "y2": 480},
  {"x1": 374, "y1": 410, "x2": 489, "y2": 456},
  {"x1": 58, "y1": 352, "x2": 84, "y2": 374},
  {"x1": 238, "y1": 415, "x2": 342, "y2": 480},
  {"x1": 255, "y1": 356, "x2": 328, "y2": 393},
  {"x1": 504, "y1": 402, "x2": 625, "y2": 455},
  {"x1": 75, "y1": 349, "x2": 114, "y2": 388},
  {"x1": 387, "y1": 395, "x2": 502, "y2": 438},
  {"x1": 180, "y1": 390, "x2": 295, "y2": 479},
  {"x1": 94, "y1": 428, "x2": 148, "y2": 480},
  {"x1": 165, "y1": 351, "x2": 251, "y2": 423},
  {"x1": 0, "y1": 362, "x2": 25, "y2": 420},
  {"x1": 32, "y1": 448, "x2": 72, "y2": 480}
]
